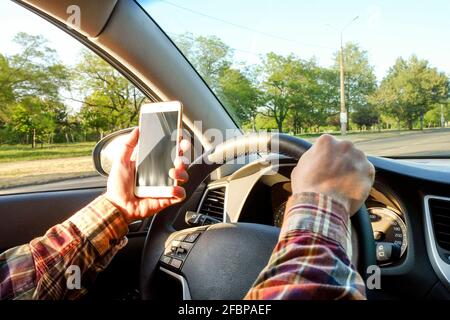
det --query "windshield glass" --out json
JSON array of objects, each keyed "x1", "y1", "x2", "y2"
[{"x1": 139, "y1": 0, "x2": 450, "y2": 157}]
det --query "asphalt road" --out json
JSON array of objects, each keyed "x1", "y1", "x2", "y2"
[
  {"x1": 350, "y1": 128, "x2": 450, "y2": 157},
  {"x1": 2, "y1": 128, "x2": 449, "y2": 195}
]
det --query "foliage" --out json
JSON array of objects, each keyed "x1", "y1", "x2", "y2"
[
  {"x1": 74, "y1": 49, "x2": 147, "y2": 135},
  {"x1": 1, "y1": 31, "x2": 450, "y2": 152},
  {"x1": 369, "y1": 56, "x2": 448, "y2": 130},
  {"x1": 333, "y1": 43, "x2": 377, "y2": 114}
]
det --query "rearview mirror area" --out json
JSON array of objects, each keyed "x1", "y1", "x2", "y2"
[{"x1": 92, "y1": 128, "x2": 134, "y2": 177}]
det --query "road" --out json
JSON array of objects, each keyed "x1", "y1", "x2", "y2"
[
  {"x1": 1, "y1": 128, "x2": 449, "y2": 195},
  {"x1": 306, "y1": 128, "x2": 450, "y2": 157}
]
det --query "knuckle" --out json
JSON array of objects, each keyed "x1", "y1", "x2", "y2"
[
  {"x1": 317, "y1": 134, "x2": 334, "y2": 145},
  {"x1": 339, "y1": 140, "x2": 354, "y2": 151}
]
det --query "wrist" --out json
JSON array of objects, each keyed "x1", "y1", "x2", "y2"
[
  {"x1": 103, "y1": 193, "x2": 134, "y2": 224},
  {"x1": 291, "y1": 191, "x2": 350, "y2": 216}
]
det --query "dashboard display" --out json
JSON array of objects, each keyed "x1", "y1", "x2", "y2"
[{"x1": 369, "y1": 207, "x2": 408, "y2": 259}]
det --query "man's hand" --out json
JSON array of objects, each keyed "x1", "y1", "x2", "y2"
[
  {"x1": 291, "y1": 134, "x2": 375, "y2": 216},
  {"x1": 104, "y1": 127, "x2": 189, "y2": 224}
]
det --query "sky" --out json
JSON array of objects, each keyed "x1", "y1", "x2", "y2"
[
  {"x1": 1, "y1": 0, "x2": 450, "y2": 83},
  {"x1": 140, "y1": 0, "x2": 450, "y2": 81}
]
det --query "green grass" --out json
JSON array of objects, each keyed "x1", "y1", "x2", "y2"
[{"x1": 0, "y1": 142, "x2": 96, "y2": 162}]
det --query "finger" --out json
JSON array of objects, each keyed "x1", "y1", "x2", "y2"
[
  {"x1": 121, "y1": 127, "x2": 139, "y2": 162},
  {"x1": 169, "y1": 168, "x2": 189, "y2": 184},
  {"x1": 174, "y1": 156, "x2": 189, "y2": 169},
  {"x1": 179, "y1": 139, "x2": 191, "y2": 154},
  {"x1": 170, "y1": 186, "x2": 186, "y2": 201}
]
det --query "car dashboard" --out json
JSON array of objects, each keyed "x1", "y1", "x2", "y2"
[{"x1": 178, "y1": 155, "x2": 450, "y2": 299}]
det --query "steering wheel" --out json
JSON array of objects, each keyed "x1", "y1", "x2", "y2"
[{"x1": 140, "y1": 133, "x2": 376, "y2": 299}]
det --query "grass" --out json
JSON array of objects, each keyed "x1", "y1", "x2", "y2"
[{"x1": 0, "y1": 142, "x2": 96, "y2": 163}]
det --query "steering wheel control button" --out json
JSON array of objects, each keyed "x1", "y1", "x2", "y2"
[
  {"x1": 180, "y1": 242, "x2": 193, "y2": 251},
  {"x1": 376, "y1": 242, "x2": 401, "y2": 263},
  {"x1": 184, "y1": 232, "x2": 200, "y2": 243},
  {"x1": 160, "y1": 255, "x2": 172, "y2": 265},
  {"x1": 185, "y1": 211, "x2": 221, "y2": 227},
  {"x1": 170, "y1": 258, "x2": 183, "y2": 269},
  {"x1": 376, "y1": 243, "x2": 392, "y2": 262}
]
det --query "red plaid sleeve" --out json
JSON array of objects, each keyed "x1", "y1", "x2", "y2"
[
  {"x1": 245, "y1": 192, "x2": 366, "y2": 300},
  {"x1": 0, "y1": 195, "x2": 128, "y2": 300}
]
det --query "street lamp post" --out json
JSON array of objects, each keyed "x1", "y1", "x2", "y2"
[{"x1": 328, "y1": 16, "x2": 359, "y2": 135}]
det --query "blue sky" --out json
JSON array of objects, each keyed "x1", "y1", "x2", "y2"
[
  {"x1": 1, "y1": 0, "x2": 449, "y2": 82},
  {"x1": 141, "y1": 0, "x2": 450, "y2": 80}
]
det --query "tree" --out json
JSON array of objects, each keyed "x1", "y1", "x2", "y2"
[
  {"x1": 10, "y1": 97, "x2": 58, "y2": 148},
  {"x1": 175, "y1": 33, "x2": 232, "y2": 93},
  {"x1": 218, "y1": 68, "x2": 260, "y2": 129},
  {"x1": 75, "y1": 49, "x2": 147, "y2": 132},
  {"x1": 351, "y1": 104, "x2": 380, "y2": 129},
  {"x1": 0, "y1": 32, "x2": 70, "y2": 144},
  {"x1": 370, "y1": 56, "x2": 448, "y2": 130},
  {"x1": 424, "y1": 103, "x2": 449, "y2": 128},
  {"x1": 333, "y1": 43, "x2": 377, "y2": 128},
  {"x1": 288, "y1": 63, "x2": 340, "y2": 134},
  {"x1": 258, "y1": 53, "x2": 307, "y2": 133}
]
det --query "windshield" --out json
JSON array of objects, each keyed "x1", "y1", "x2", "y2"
[{"x1": 139, "y1": 0, "x2": 450, "y2": 157}]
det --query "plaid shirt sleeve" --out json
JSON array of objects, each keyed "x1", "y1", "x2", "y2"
[
  {"x1": 0, "y1": 195, "x2": 128, "y2": 300},
  {"x1": 245, "y1": 192, "x2": 366, "y2": 300}
]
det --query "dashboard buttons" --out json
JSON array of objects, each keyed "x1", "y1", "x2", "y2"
[
  {"x1": 170, "y1": 258, "x2": 183, "y2": 269},
  {"x1": 184, "y1": 232, "x2": 200, "y2": 243},
  {"x1": 180, "y1": 242, "x2": 194, "y2": 251},
  {"x1": 160, "y1": 230, "x2": 203, "y2": 270},
  {"x1": 160, "y1": 255, "x2": 172, "y2": 265},
  {"x1": 376, "y1": 242, "x2": 401, "y2": 263}
]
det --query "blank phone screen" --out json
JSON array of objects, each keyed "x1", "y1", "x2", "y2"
[{"x1": 136, "y1": 111, "x2": 179, "y2": 187}]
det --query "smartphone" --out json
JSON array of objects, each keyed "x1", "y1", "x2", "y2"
[{"x1": 134, "y1": 101, "x2": 183, "y2": 198}]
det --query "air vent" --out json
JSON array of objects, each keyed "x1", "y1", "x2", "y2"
[
  {"x1": 198, "y1": 187, "x2": 226, "y2": 219},
  {"x1": 429, "y1": 198, "x2": 450, "y2": 251}
]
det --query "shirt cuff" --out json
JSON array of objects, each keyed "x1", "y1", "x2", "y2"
[
  {"x1": 68, "y1": 195, "x2": 129, "y2": 256},
  {"x1": 282, "y1": 192, "x2": 352, "y2": 256}
]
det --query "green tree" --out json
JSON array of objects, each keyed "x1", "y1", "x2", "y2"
[
  {"x1": 0, "y1": 32, "x2": 70, "y2": 144},
  {"x1": 370, "y1": 56, "x2": 448, "y2": 130},
  {"x1": 334, "y1": 43, "x2": 377, "y2": 128},
  {"x1": 175, "y1": 33, "x2": 232, "y2": 93},
  {"x1": 424, "y1": 103, "x2": 449, "y2": 128},
  {"x1": 75, "y1": 49, "x2": 147, "y2": 132},
  {"x1": 218, "y1": 68, "x2": 260, "y2": 129},
  {"x1": 259, "y1": 53, "x2": 307, "y2": 133},
  {"x1": 351, "y1": 104, "x2": 380, "y2": 129},
  {"x1": 10, "y1": 97, "x2": 58, "y2": 147},
  {"x1": 288, "y1": 63, "x2": 340, "y2": 134}
]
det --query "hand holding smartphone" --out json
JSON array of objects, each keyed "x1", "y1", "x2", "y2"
[{"x1": 134, "y1": 101, "x2": 183, "y2": 198}]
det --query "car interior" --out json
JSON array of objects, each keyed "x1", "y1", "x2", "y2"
[{"x1": 1, "y1": 0, "x2": 450, "y2": 300}]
